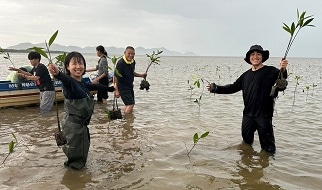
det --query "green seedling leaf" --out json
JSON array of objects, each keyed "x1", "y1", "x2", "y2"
[
  {"x1": 105, "y1": 110, "x2": 111, "y2": 120},
  {"x1": 193, "y1": 133, "x2": 198, "y2": 144},
  {"x1": 28, "y1": 47, "x2": 48, "y2": 59},
  {"x1": 49, "y1": 30, "x2": 59, "y2": 47},
  {"x1": 55, "y1": 52, "x2": 67, "y2": 66},
  {"x1": 283, "y1": 9, "x2": 314, "y2": 59},
  {"x1": 200, "y1": 131, "x2": 209, "y2": 139},
  {"x1": 115, "y1": 69, "x2": 122, "y2": 77},
  {"x1": 9, "y1": 141, "x2": 15, "y2": 153},
  {"x1": 12, "y1": 132, "x2": 17, "y2": 142},
  {"x1": 303, "y1": 18, "x2": 314, "y2": 27}
]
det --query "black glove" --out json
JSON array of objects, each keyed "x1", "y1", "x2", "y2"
[{"x1": 210, "y1": 83, "x2": 217, "y2": 93}]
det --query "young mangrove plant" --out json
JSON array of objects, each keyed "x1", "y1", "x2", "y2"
[
  {"x1": 28, "y1": 30, "x2": 68, "y2": 146},
  {"x1": 293, "y1": 75, "x2": 302, "y2": 106},
  {"x1": 140, "y1": 50, "x2": 163, "y2": 91},
  {"x1": 185, "y1": 131, "x2": 209, "y2": 156},
  {"x1": 187, "y1": 79, "x2": 196, "y2": 101},
  {"x1": 187, "y1": 75, "x2": 210, "y2": 112},
  {"x1": 106, "y1": 55, "x2": 123, "y2": 121},
  {"x1": 28, "y1": 30, "x2": 66, "y2": 66},
  {"x1": 304, "y1": 85, "x2": 310, "y2": 101},
  {"x1": 282, "y1": 9, "x2": 315, "y2": 59},
  {"x1": 107, "y1": 55, "x2": 122, "y2": 77},
  {"x1": 0, "y1": 48, "x2": 16, "y2": 68},
  {"x1": 1, "y1": 133, "x2": 29, "y2": 166},
  {"x1": 273, "y1": 9, "x2": 315, "y2": 98},
  {"x1": 303, "y1": 84, "x2": 317, "y2": 101}
]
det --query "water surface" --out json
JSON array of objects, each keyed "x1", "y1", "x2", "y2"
[{"x1": 1, "y1": 54, "x2": 322, "y2": 189}]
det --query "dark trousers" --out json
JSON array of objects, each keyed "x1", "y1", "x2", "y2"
[
  {"x1": 241, "y1": 115, "x2": 276, "y2": 153},
  {"x1": 97, "y1": 77, "x2": 109, "y2": 102}
]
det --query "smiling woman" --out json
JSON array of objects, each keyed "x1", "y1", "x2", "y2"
[{"x1": 48, "y1": 51, "x2": 114, "y2": 170}]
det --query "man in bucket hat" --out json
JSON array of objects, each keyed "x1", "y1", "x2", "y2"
[{"x1": 207, "y1": 45, "x2": 288, "y2": 153}]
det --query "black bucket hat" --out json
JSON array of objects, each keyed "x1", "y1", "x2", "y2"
[{"x1": 244, "y1": 45, "x2": 269, "y2": 64}]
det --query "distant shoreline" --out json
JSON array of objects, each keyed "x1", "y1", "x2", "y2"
[{"x1": 2, "y1": 49, "x2": 65, "y2": 54}]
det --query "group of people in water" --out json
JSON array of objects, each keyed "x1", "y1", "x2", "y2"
[
  {"x1": 7, "y1": 44, "x2": 288, "y2": 170},
  {"x1": 8, "y1": 45, "x2": 147, "y2": 169}
]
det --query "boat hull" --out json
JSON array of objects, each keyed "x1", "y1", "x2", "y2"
[{"x1": 0, "y1": 80, "x2": 64, "y2": 108}]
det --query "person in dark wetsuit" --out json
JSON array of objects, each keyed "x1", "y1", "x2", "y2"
[
  {"x1": 48, "y1": 52, "x2": 114, "y2": 170},
  {"x1": 207, "y1": 45, "x2": 288, "y2": 153}
]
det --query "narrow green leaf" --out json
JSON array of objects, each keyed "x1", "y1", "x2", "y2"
[
  {"x1": 55, "y1": 52, "x2": 66, "y2": 65},
  {"x1": 303, "y1": 18, "x2": 314, "y2": 27},
  {"x1": 200, "y1": 131, "x2": 209, "y2": 138},
  {"x1": 282, "y1": 23, "x2": 291, "y2": 33},
  {"x1": 298, "y1": 18, "x2": 304, "y2": 27},
  {"x1": 29, "y1": 47, "x2": 48, "y2": 59},
  {"x1": 49, "y1": 30, "x2": 59, "y2": 47},
  {"x1": 107, "y1": 66, "x2": 113, "y2": 71},
  {"x1": 11, "y1": 132, "x2": 17, "y2": 142},
  {"x1": 299, "y1": 11, "x2": 306, "y2": 21},
  {"x1": 196, "y1": 81, "x2": 200, "y2": 88},
  {"x1": 297, "y1": 8, "x2": 300, "y2": 19},
  {"x1": 115, "y1": 69, "x2": 123, "y2": 77},
  {"x1": 193, "y1": 133, "x2": 198, "y2": 144},
  {"x1": 9, "y1": 141, "x2": 14, "y2": 153},
  {"x1": 291, "y1": 22, "x2": 296, "y2": 35}
]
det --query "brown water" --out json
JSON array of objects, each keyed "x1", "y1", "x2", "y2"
[{"x1": 1, "y1": 54, "x2": 322, "y2": 189}]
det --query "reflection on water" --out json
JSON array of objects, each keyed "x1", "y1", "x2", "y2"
[
  {"x1": 61, "y1": 169, "x2": 93, "y2": 189},
  {"x1": 232, "y1": 143, "x2": 281, "y2": 190}
]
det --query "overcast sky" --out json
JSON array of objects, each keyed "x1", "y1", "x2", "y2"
[{"x1": 0, "y1": 0, "x2": 321, "y2": 58}]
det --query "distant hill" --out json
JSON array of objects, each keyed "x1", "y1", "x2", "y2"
[{"x1": 6, "y1": 43, "x2": 197, "y2": 56}]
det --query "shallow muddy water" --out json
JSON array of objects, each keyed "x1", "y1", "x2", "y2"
[{"x1": 1, "y1": 54, "x2": 322, "y2": 189}]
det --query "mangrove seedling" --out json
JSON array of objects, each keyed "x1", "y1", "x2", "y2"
[
  {"x1": 304, "y1": 85, "x2": 310, "y2": 101},
  {"x1": 304, "y1": 84, "x2": 317, "y2": 101},
  {"x1": 293, "y1": 75, "x2": 302, "y2": 106},
  {"x1": 187, "y1": 75, "x2": 210, "y2": 112},
  {"x1": 28, "y1": 30, "x2": 68, "y2": 146},
  {"x1": 105, "y1": 55, "x2": 123, "y2": 121},
  {"x1": 187, "y1": 80, "x2": 196, "y2": 101},
  {"x1": 282, "y1": 9, "x2": 315, "y2": 59},
  {"x1": 107, "y1": 55, "x2": 122, "y2": 78},
  {"x1": 273, "y1": 9, "x2": 314, "y2": 98},
  {"x1": 185, "y1": 131, "x2": 209, "y2": 156},
  {"x1": 1, "y1": 132, "x2": 29, "y2": 166},
  {"x1": 0, "y1": 47, "x2": 16, "y2": 68},
  {"x1": 140, "y1": 50, "x2": 163, "y2": 91},
  {"x1": 28, "y1": 30, "x2": 66, "y2": 68}
]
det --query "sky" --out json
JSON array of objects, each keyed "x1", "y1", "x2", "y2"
[{"x1": 0, "y1": 0, "x2": 321, "y2": 58}]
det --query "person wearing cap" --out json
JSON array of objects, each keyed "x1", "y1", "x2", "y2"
[{"x1": 207, "y1": 45, "x2": 288, "y2": 153}]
